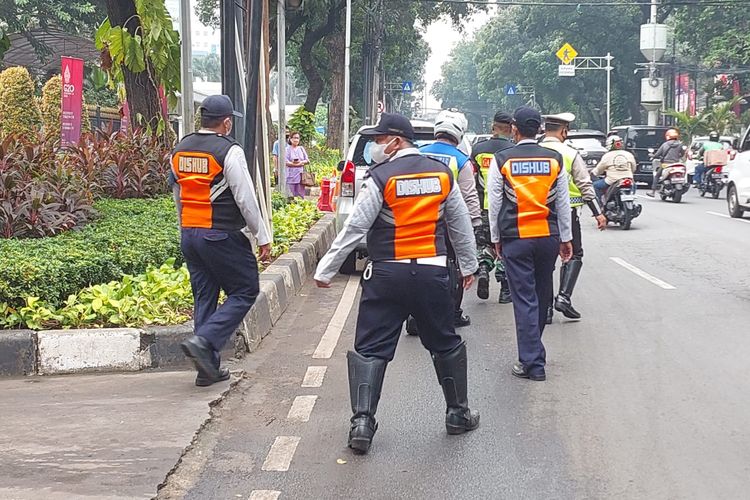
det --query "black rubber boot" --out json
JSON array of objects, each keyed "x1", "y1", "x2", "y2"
[
  {"x1": 432, "y1": 342, "x2": 480, "y2": 435},
  {"x1": 347, "y1": 351, "x2": 387, "y2": 454},
  {"x1": 554, "y1": 260, "x2": 582, "y2": 320},
  {"x1": 454, "y1": 310, "x2": 471, "y2": 328},
  {"x1": 405, "y1": 316, "x2": 419, "y2": 336},
  {"x1": 498, "y1": 278, "x2": 512, "y2": 304},
  {"x1": 546, "y1": 305, "x2": 554, "y2": 325},
  {"x1": 476, "y1": 265, "x2": 490, "y2": 300}
]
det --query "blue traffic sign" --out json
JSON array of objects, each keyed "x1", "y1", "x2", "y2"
[
  {"x1": 402, "y1": 81, "x2": 414, "y2": 93},
  {"x1": 505, "y1": 84, "x2": 518, "y2": 96}
]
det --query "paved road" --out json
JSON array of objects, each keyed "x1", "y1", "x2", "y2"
[{"x1": 159, "y1": 189, "x2": 750, "y2": 500}]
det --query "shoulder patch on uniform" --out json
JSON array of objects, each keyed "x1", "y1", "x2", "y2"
[
  {"x1": 395, "y1": 177, "x2": 443, "y2": 197},
  {"x1": 509, "y1": 159, "x2": 552, "y2": 176}
]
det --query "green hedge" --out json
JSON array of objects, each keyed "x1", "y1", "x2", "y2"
[{"x1": 0, "y1": 197, "x2": 180, "y2": 308}]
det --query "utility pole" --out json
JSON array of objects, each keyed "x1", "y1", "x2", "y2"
[
  {"x1": 343, "y1": 0, "x2": 352, "y2": 155},
  {"x1": 606, "y1": 52, "x2": 612, "y2": 132},
  {"x1": 277, "y1": 0, "x2": 288, "y2": 196},
  {"x1": 179, "y1": 0, "x2": 194, "y2": 137}
]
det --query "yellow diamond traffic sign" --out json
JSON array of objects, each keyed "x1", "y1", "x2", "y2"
[{"x1": 556, "y1": 43, "x2": 578, "y2": 64}]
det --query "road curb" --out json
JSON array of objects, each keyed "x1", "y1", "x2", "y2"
[{"x1": 0, "y1": 214, "x2": 337, "y2": 377}]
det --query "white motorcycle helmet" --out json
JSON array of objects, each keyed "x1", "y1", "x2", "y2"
[
  {"x1": 605, "y1": 134, "x2": 623, "y2": 150},
  {"x1": 434, "y1": 110, "x2": 468, "y2": 144}
]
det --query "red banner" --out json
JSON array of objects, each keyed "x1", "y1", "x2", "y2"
[{"x1": 60, "y1": 56, "x2": 84, "y2": 147}]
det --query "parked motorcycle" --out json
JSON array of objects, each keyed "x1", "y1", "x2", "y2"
[
  {"x1": 653, "y1": 159, "x2": 690, "y2": 203},
  {"x1": 601, "y1": 178, "x2": 642, "y2": 230}
]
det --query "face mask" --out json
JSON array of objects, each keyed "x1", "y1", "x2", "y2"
[{"x1": 370, "y1": 137, "x2": 397, "y2": 164}]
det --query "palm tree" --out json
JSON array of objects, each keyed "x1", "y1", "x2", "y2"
[
  {"x1": 663, "y1": 109, "x2": 708, "y2": 143},
  {"x1": 702, "y1": 96, "x2": 743, "y2": 135}
]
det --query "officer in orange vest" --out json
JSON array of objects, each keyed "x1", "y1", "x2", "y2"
[
  {"x1": 172, "y1": 95, "x2": 272, "y2": 387},
  {"x1": 488, "y1": 107, "x2": 573, "y2": 381},
  {"x1": 315, "y1": 113, "x2": 480, "y2": 454}
]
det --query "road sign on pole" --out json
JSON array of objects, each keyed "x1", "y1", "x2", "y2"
[
  {"x1": 505, "y1": 84, "x2": 518, "y2": 96},
  {"x1": 402, "y1": 81, "x2": 413, "y2": 93},
  {"x1": 558, "y1": 64, "x2": 576, "y2": 77},
  {"x1": 556, "y1": 42, "x2": 578, "y2": 64}
]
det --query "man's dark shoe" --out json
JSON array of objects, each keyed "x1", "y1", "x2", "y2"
[
  {"x1": 347, "y1": 351, "x2": 387, "y2": 454},
  {"x1": 405, "y1": 316, "x2": 419, "y2": 336},
  {"x1": 432, "y1": 342, "x2": 480, "y2": 435},
  {"x1": 545, "y1": 305, "x2": 554, "y2": 325},
  {"x1": 455, "y1": 312, "x2": 471, "y2": 328},
  {"x1": 498, "y1": 280, "x2": 512, "y2": 304},
  {"x1": 476, "y1": 268, "x2": 490, "y2": 300},
  {"x1": 181, "y1": 335, "x2": 221, "y2": 382},
  {"x1": 195, "y1": 367, "x2": 231, "y2": 387},
  {"x1": 512, "y1": 362, "x2": 546, "y2": 381}
]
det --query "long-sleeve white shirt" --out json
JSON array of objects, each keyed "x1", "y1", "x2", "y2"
[
  {"x1": 172, "y1": 131, "x2": 271, "y2": 246},
  {"x1": 314, "y1": 147, "x2": 478, "y2": 284}
]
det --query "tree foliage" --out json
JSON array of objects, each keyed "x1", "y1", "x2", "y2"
[
  {"x1": 0, "y1": 0, "x2": 100, "y2": 61},
  {"x1": 0, "y1": 66, "x2": 42, "y2": 141}
]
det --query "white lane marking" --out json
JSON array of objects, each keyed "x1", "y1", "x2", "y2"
[
  {"x1": 707, "y1": 211, "x2": 750, "y2": 224},
  {"x1": 249, "y1": 491, "x2": 280, "y2": 500},
  {"x1": 262, "y1": 436, "x2": 301, "y2": 472},
  {"x1": 287, "y1": 395, "x2": 318, "y2": 422},
  {"x1": 609, "y1": 257, "x2": 676, "y2": 290},
  {"x1": 301, "y1": 366, "x2": 327, "y2": 388},
  {"x1": 313, "y1": 275, "x2": 360, "y2": 359}
]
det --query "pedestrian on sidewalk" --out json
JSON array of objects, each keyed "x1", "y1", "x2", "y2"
[
  {"x1": 285, "y1": 131, "x2": 310, "y2": 198},
  {"x1": 171, "y1": 95, "x2": 272, "y2": 387},
  {"x1": 314, "y1": 112, "x2": 480, "y2": 454},
  {"x1": 488, "y1": 106, "x2": 573, "y2": 382}
]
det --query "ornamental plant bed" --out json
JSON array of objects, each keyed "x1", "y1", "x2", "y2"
[{"x1": 0, "y1": 197, "x2": 321, "y2": 330}]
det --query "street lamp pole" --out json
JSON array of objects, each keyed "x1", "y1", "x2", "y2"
[
  {"x1": 606, "y1": 52, "x2": 613, "y2": 132},
  {"x1": 342, "y1": 0, "x2": 352, "y2": 156},
  {"x1": 179, "y1": 0, "x2": 194, "y2": 137},
  {"x1": 277, "y1": 0, "x2": 288, "y2": 196}
]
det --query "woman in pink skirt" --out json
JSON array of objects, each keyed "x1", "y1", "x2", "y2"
[{"x1": 285, "y1": 131, "x2": 309, "y2": 198}]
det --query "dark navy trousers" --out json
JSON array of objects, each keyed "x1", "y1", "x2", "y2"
[
  {"x1": 181, "y1": 228, "x2": 260, "y2": 357},
  {"x1": 502, "y1": 236, "x2": 559, "y2": 376},
  {"x1": 355, "y1": 261, "x2": 462, "y2": 361}
]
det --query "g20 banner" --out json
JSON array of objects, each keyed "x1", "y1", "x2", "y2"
[{"x1": 61, "y1": 56, "x2": 84, "y2": 147}]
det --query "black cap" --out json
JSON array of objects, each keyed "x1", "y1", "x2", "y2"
[
  {"x1": 360, "y1": 112, "x2": 415, "y2": 140},
  {"x1": 493, "y1": 111, "x2": 513, "y2": 124},
  {"x1": 513, "y1": 106, "x2": 542, "y2": 129},
  {"x1": 200, "y1": 95, "x2": 243, "y2": 118}
]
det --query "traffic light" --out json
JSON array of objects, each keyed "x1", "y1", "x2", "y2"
[{"x1": 285, "y1": 0, "x2": 304, "y2": 11}]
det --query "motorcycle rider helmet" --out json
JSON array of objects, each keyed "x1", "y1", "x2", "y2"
[
  {"x1": 605, "y1": 134, "x2": 623, "y2": 150},
  {"x1": 434, "y1": 110, "x2": 468, "y2": 144},
  {"x1": 665, "y1": 128, "x2": 680, "y2": 140},
  {"x1": 708, "y1": 131, "x2": 720, "y2": 142}
]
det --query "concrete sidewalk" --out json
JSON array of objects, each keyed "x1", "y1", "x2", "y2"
[{"x1": 0, "y1": 370, "x2": 236, "y2": 500}]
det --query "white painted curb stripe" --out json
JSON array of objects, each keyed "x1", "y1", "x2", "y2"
[
  {"x1": 313, "y1": 275, "x2": 360, "y2": 359},
  {"x1": 249, "y1": 490, "x2": 281, "y2": 500},
  {"x1": 707, "y1": 211, "x2": 750, "y2": 224},
  {"x1": 610, "y1": 257, "x2": 676, "y2": 290},
  {"x1": 301, "y1": 366, "x2": 327, "y2": 388},
  {"x1": 287, "y1": 395, "x2": 318, "y2": 422},
  {"x1": 262, "y1": 436, "x2": 301, "y2": 472}
]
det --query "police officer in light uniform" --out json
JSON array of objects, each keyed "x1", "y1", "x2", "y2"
[
  {"x1": 488, "y1": 107, "x2": 573, "y2": 381},
  {"x1": 470, "y1": 111, "x2": 515, "y2": 304},
  {"x1": 315, "y1": 113, "x2": 480, "y2": 454},
  {"x1": 540, "y1": 113, "x2": 606, "y2": 322},
  {"x1": 172, "y1": 95, "x2": 272, "y2": 386}
]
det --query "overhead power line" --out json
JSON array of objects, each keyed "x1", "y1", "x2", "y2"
[{"x1": 404, "y1": 0, "x2": 748, "y2": 6}]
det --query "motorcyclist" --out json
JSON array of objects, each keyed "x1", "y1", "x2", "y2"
[
  {"x1": 693, "y1": 131, "x2": 723, "y2": 186},
  {"x1": 648, "y1": 128, "x2": 686, "y2": 197},
  {"x1": 469, "y1": 111, "x2": 514, "y2": 304},
  {"x1": 419, "y1": 110, "x2": 482, "y2": 328},
  {"x1": 592, "y1": 135, "x2": 636, "y2": 203}
]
